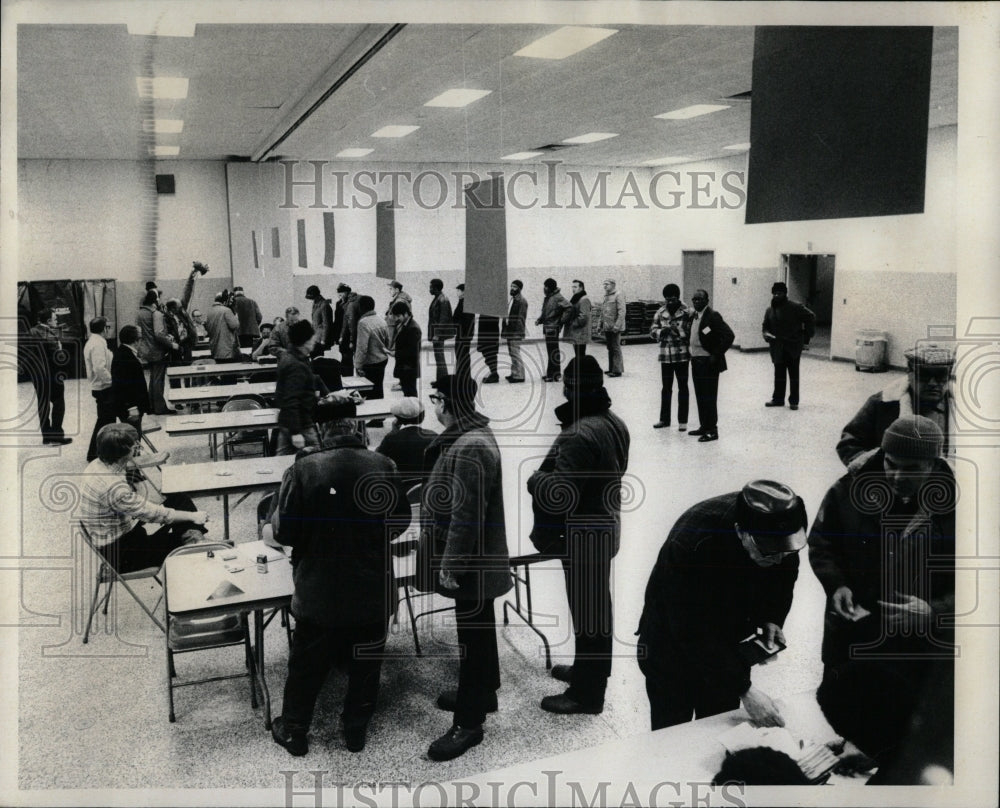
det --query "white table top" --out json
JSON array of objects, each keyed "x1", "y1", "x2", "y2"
[
  {"x1": 163, "y1": 400, "x2": 394, "y2": 437},
  {"x1": 166, "y1": 376, "x2": 373, "y2": 404},
  {"x1": 160, "y1": 454, "x2": 294, "y2": 497},
  {"x1": 167, "y1": 362, "x2": 274, "y2": 378}
]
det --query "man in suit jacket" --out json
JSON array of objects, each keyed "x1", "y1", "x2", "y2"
[
  {"x1": 501, "y1": 280, "x2": 528, "y2": 383},
  {"x1": 687, "y1": 289, "x2": 735, "y2": 442},
  {"x1": 110, "y1": 325, "x2": 151, "y2": 437},
  {"x1": 762, "y1": 282, "x2": 816, "y2": 410},
  {"x1": 390, "y1": 301, "x2": 422, "y2": 398},
  {"x1": 453, "y1": 284, "x2": 476, "y2": 379},
  {"x1": 427, "y1": 278, "x2": 454, "y2": 381}
]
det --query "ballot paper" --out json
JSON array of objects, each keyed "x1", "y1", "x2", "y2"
[
  {"x1": 717, "y1": 722, "x2": 839, "y2": 782},
  {"x1": 237, "y1": 539, "x2": 286, "y2": 564}
]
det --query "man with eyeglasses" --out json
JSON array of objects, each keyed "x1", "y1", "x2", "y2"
[{"x1": 636, "y1": 480, "x2": 806, "y2": 729}]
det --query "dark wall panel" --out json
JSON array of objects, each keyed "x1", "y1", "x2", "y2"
[
  {"x1": 375, "y1": 202, "x2": 395, "y2": 280},
  {"x1": 464, "y1": 177, "x2": 508, "y2": 318}
]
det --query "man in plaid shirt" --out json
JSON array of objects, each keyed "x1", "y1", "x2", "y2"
[
  {"x1": 650, "y1": 284, "x2": 692, "y2": 431},
  {"x1": 80, "y1": 423, "x2": 209, "y2": 572}
]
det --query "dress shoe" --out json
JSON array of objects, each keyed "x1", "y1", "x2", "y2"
[
  {"x1": 43, "y1": 436, "x2": 73, "y2": 446},
  {"x1": 678, "y1": 424, "x2": 687, "y2": 432},
  {"x1": 688, "y1": 428, "x2": 706, "y2": 437},
  {"x1": 790, "y1": 404, "x2": 799, "y2": 410},
  {"x1": 427, "y1": 725, "x2": 484, "y2": 761},
  {"x1": 506, "y1": 376, "x2": 525, "y2": 384},
  {"x1": 541, "y1": 376, "x2": 556, "y2": 382},
  {"x1": 344, "y1": 725, "x2": 367, "y2": 753},
  {"x1": 606, "y1": 372, "x2": 622, "y2": 378},
  {"x1": 698, "y1": 432, "x2": 719, "y2": 442},
  {"x1": 764, "y1": 400, "x2": 784, "y2": 408},
  {"x1": 482, "y1": 374, "x2": 500, "y2": 384},
  {"x1": 550, "y1": 664, "x2": 573, "y2": 683},
  {"x1": 552, "y1": 374, "x2": 562, "y2": 382},
  {"x1": 271, "y1": 716, "x2": 308, "y2": 756},
  {"x1": 540, "y1": 693, "x2": 603, "y2": 715},
  {"x1": 653, "y1": 422, "x2": 669, "y2": 429},
  {"x1": 436, "y1": 689, "x2": 498, "y2": 713}
]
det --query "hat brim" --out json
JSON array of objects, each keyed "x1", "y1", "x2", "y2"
[{"x1": 752, "y1": 527, "x2": 807, "y2": 555}]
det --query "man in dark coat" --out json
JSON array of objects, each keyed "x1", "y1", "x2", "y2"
[
  {"x1": 336, "y1": 284, "x2": 361, "y2": 377},
  {"x1": 762, "y1": 281, "x2": 816, "y2": 410},
  {"x1": 688, "y1": 289, "x2": 735, "y2": 442},
  {"x1": 837, "y1": 345, "x2": 954, "y2": 470},
  {"x1": 418, "y1": 374, "x2": 511, "y2": 761},
  {"x1": 375, "y1": 398, "x2": 437, "y2": 482},
  {"x1": 389, "y1": 301, "x2": 422, "y2": 397},
  {"x1": 427, "y1": 278, "x2": 454, "y2": 381},
  {"x1": 230, "y1": 287, "x2": 263, "y2": 349},
  {"x1": 452, "y1": 283, "x2": 476, "y2": 379},
  {"x1": 528, "y1": 355, "x2": 630, "y2": 714},
  {"x1": 501, "y1": 280, "x2": 528, "y2": 383},
  {"x1": 269, "y1": 424, "x2": 411, "y2": 756},
  {"x1": 477, "y1": 314, "x2": 501, "y2": 383},
  {"x1": 305, "y1": 285, "x2": 334, "y2": 358},
  {"x1": 27, "y1": 307, "x2": 71, "y2": 445},
  {"x1": 110, "y1": 325, "x2": 151, "y2": 437},
  {"x1": 637, "y1": 480, "x2": 806, "y2": 730},
  {"x1": 274, "y1": 320, "x2": 329, "y2": 455},
  {"x1": 535, "y1": 278, "x2": 573, "y2": 382}
]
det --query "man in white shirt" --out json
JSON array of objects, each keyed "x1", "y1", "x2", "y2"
[{"x1": 84, "y1": 316, "x2": 116, "y2": 462}]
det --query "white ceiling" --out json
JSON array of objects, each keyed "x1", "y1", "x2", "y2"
[{"x1": 17, "y1": 23, "x2": 958, "y2": 166}]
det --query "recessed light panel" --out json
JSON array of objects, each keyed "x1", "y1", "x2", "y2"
[
  {"x1": 136, "y1": 77, "x2": 189, "y2": 99},
  {"x1": 502, "y1": 152, "x2": 546, "y2": 161},
  {"x1": 655, "y1": 104, "x2": 730, "y2": 120},
  {"x1": 424, "y1": 89, "x2": 492, "y2": 108},
  {"x1": 561, "y1": 132, "x2": 619, "y2": 144},
  {"x1": 371, "y1": 125, "x2": 420, "y2": 138},
  {"x1": 514, "y1": 26, "x2": 618, "y2": 60},
  {"x1": 337, "y1": 148, "x2": 374, "y2": 158},
  {"x1": 143, "y1": 119, "x2": 184, "y2": 134}
]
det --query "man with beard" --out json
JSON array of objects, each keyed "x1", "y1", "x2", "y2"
[
  {"x1": 528, "y1": 354, "x2": 630, "y2": 715},
  {"x1": 688, "y1": 289, "x2": 734, "y2": 443},
  {"x1": 650, "y1": 284, "x2": 692, "y2": 431},
  {"x1": 762, "y1": 282, "x2": 815, "y2": 410},
  {"x1": 562, "y1": 280, "x2": 592, "y2": 366},
  {"x1": 501, "y1": 280, "x2": 528, "y2": 384},
  {"x1": 837, "y1": 345, "x2": 954, "y2": 471}
]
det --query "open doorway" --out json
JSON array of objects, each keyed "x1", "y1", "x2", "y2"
[{"x1": 782, "y1": 253, "x2": 835, "y2": 357}]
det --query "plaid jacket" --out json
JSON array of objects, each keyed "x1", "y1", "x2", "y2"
[
  {"x1": 79, "y1": 458, "x2": 178, "y2": 547},
  {"x1": 650, "y1": 304, "x2": 692, "y2": 363}
]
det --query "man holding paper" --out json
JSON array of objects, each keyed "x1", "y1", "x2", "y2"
[{"x1": 636, "y1": 480, "x2": 807, "y2": 730}]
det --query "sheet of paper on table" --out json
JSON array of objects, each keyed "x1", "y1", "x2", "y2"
[{"x1": 237, "y1": 539, "x2": 286, "y2": 564}]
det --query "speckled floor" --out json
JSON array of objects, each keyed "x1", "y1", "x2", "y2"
[{"x1": 13, "y1": 345, "x2": 902, "y2": 793}]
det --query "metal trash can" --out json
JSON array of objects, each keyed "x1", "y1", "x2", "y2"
[{"x1": 855, "y1": 329, "x2": 888, "y2": 372}]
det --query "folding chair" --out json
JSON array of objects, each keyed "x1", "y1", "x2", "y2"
[
  {"x1": 79, "y1": 522, "x2": 165, "y2": 643},
  {"x1": 163, "y1": 542, "x2": 257, "y2": 722},
  {"x1": 391, "y1": 484, "x2": 454, "y2": 655},
  {"x1": 219, "y1": 394, "x2": 271, "y2": 460}
]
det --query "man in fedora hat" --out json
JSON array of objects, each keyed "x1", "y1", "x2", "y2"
[{"x1": 636, "y1": 480, "x2": 807, "y2": 729}]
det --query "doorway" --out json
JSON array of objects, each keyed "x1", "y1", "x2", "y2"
[
  {"x1": 682, "y1": 250, "x2": 715, "y2": 303},
  {"x1": 783, "y1": 253, "x2": 835, "y2": 357}
]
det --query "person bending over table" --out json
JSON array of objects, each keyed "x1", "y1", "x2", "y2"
[{"x1": 80, "y1": 423, "x2": 209, "y2": 573}]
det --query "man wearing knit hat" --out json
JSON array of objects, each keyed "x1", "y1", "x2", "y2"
[
  {"x1": 637, "y1": 480, "x2": 807, "y2": 729},
  {"x1": 528, "y1": 355, "x2": 630, "y2": 715},
  {"x1": 810, "y1": 415, "x2": 955, "y2": 686},
  {"x1": 837, "y1": 344, "x2": 954, "y2": 470}
]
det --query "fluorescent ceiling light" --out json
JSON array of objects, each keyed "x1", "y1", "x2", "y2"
[
  {"x1": 723, "y1": 142, "x2": 751, "y2": 151},
  {"x1": 424, "y1": 89, "x2": 492, "y2": 108},
  {"x1": 371, "y1": 125, "x2": 420, "y2": 138},
  {"x1": 148, "y1": 146, "x2": 180, "y2": 157},
  {"x1": 136, "y1": 77, "x2": 189, "y2": 99},
  {"x1": 643, "y1": 156, "x2": 694, "y2": 166},
  {"x1": 514, "y1": 26, "x2": 617, "y2": 60},
  {"x1": 561, "y1": 132, "x2": 618, "y2": 145},
  {"x1": 336, "y1": 148, "x2": 374, "y2": 158},
  {"x1": 143, "y1": 119, "x2": 184, "y2": 134},
  {"x1": 502, "y1": 151, "x2": 545, "y2": 161},
  {"x1": 127, "y1": 22, "x2": 196, "y2": 37},
  {"x1": 655, "y1": 104, "x2": 731, "y2": 120}
]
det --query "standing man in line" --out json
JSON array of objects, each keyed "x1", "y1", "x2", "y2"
[
  {"x1": 427, "y1": 278, "x2": 454, "y2": 381},
  {"x1": 476, "y1": 314, "x2": 501, "y2": 384},
  {"x1": 563, "y1": 280, "x2": 593, "y2": 366},
  {"x1": 28, "y1": 307, "x2": 71, "y2": 445},
  {"x1": 535, "y1": 278, "x2": 572, "y2": 383},
  {"x1": 305, "y1": 285, "x2": 334, "y2": 359},
  {"x1": 453, "y1": 283, "x2": 476, "y2": 378},
  {"x1": 762, "y1": 281, "x2": 815, "y2": 411},
  {"x1": 336, "y1": 283, "x2": 361, "y2": 377},
  {"x1": 636, "y1": 480, "x2": 806, "y2": 729},
  {"x1": 230, "y1": 286, "x2": 263, "y2": 350},
  {"x1": 384, "y1": 280, "x2": 412, "y2": 346},
  {"x1": 528, "y1": 355, "x2": 630, "y2": 715},
  {"x1": 419, "y1": 374, "x2": 511, "y2": 761},
  {"x1": 137, "y1": 290, "x2": 178, "y2": 413},
  {"x1": 598, "y1": 279, "x2": 626, "y2": 377},
  {"x1": 389, "y1": 301, "x2": 422, "y2": 398},
  {"x1": 84, "y1": 317, "x2": 116, "y2": 461},
  {"x1": 353, "y1": 295, "x2": 390, "y2": 400},
  {"x1": 688, "y1": 289, "x2": 735, "y2": 443},
  {"x1": 650, "y1": 284, "x2": 692, "y2": 431},
  {"x1": 204, "y1": 292, "x2": 240, "y2": 364},
  {"x1": 501, "y1": 279, "x2": 528, "y2": 384}
]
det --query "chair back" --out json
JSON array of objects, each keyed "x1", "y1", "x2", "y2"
[{"x1": 221, "y1": 394, "x2": 267, "y2": 412}]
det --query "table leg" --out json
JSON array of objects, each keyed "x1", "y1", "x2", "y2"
[
  {"x1": 223, "y1": 493, "x2": 230, "y2": 544},
  {"x1": 254, "y1": 608, "x2": 273, "y2": 729}
]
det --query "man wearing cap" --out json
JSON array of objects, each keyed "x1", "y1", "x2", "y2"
[
  {"x1": 389, "y1": 301, "x2": 421, "y2": 397},
  {"x1": 528, "y1": 354, "x2": 630, "y2": 715},
  {"x1": 837, "y1": 345, "x2": 954, "y2": 470},
  {"x1": 636, "y1": 480, "x2": 807, "y2": 729},
  {"x1": 384, "y1": 281, "x2": 412, "y2": 347},
  {"x1": 336, "y1": 284, "x2": 361, "y2": 376},
  {"x1": 535, "y1": 278, "x2": 573, "y2": 382},
  {"x1": 598, "y1": 279, "x2": 626, "y2": 377},
  {"x1": 427, "y1": 278, "x2": 454, "y2": 381},
  {"x1": 453, "y1": 284, "x2": 476, "y2": 378},
  {"x1": 762, "y1": 282, "x2": 815, "y2": 410},
  {"x1": 501, "y1": 280, "x2": 528, "y2": 383},
  {"x1": 810, "y1": 415, "x2": 955, "y2": 686},
  {"x1": 304, "y1": 285, "x2": 334, "y2": 359},
  {"x1": 375, "y1": 398, "x2": 438, "y2": 482},
  {"x1": 418, "y1": 374, "x2": 510, "y2": 761},
  {"x1": 230, "y1": 286, "x2": 263, "y2": 349}
]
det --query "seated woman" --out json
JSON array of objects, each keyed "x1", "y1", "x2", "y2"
[{"x1": 80, "y1": 423, "x2": 210, "y2": 572}]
